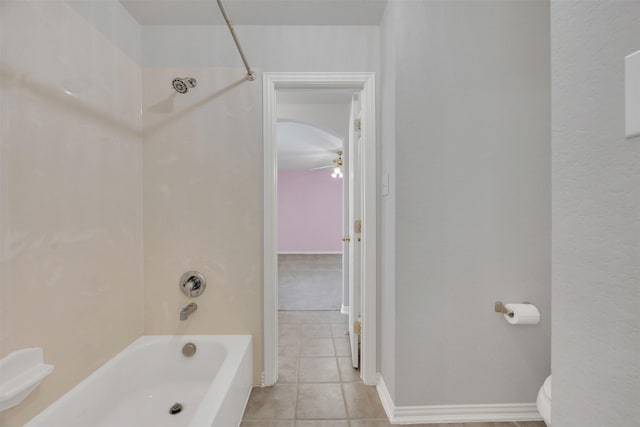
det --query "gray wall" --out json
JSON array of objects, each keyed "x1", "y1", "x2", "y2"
[
  {"x1": 379, "y1": 0, "x2": 397, "y2": 399},
  {"x1": 551, "y1": 1, "x2": 640, "y2": 426},
  {"x1": 383, "y1": 0, "x2": 551, "y2": 405}
]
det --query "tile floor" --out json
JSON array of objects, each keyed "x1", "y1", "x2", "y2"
[{"x1": 241, "y1": 310, "x2": 546, "y2": 427}]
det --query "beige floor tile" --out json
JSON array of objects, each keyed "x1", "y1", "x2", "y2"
[
  {"x1": 241, "y1": 422, "x2": 295, "y2": 427},
  {"x1": 296, "y1": 383, "x2": 347, "y2": 419},
  {"x1": 279, "y1": 335, "x2": 301, "y2": 349},
  {"x1": 243, "y1": 384, "x2": 297, "y2": 420},
  {"x1": 342, "y1": 383, "x2": 387, "y2": 419},
  {"x1": 279, "y1": 340, "x2": 300, "y2": 358},
  {"x1": 337, "y1": 357, "x2": 361, "y2": 382},
  {"x1": 299, "y1": 357, "x2": 340, "y2": 382},
  {"x1": 278, "y1": 332, "x2": 301, "y2": 345},
  {"x1": 326, "y1": 311, "x2": 348, "y2": 323},
  {"x1": 334, "y1": 337, "x2": 352, "y2": 357},
  {"x1": 278, "y1": 357, "x2": 298, "y2": 383},
  {"x1": 300, "y1": 311, "x2": 331, "y2": 323},
  {"x1": 349, "y1": 421, "x2": 393, "y2": 427},
  {"x1": 296, "y1": 421, "x2": 349, "y2": 427},
  {"x1": 281, "y1": 310, "x2": 331, "y2": 324},
  {"x1": 461, "y1": 423, "x2": 518, "y2": 427},
  {"x1": 331, "y1": 323, "x2": 349, "y2": 338},
  {"x1": 279, "y1": 311, "x2": 303, "y2": 324},
  {"x1": 301, "y1": 324, "x2": 333, "y2": 338},
  {"x1": 515, "y1": 423, "x2": 546, "y2": 427},
  {"x1": 279, "y1": 323, "x2": 301, "y2": 336},
  {"x1": 403, "y1": 424, "x2": 462, "y2": 427},
  {"x1": 279, "y1": 332, "x2": 301, "y2": 347},
  {"x1": 350, "y1": 422, "x2": 462, "y2": 427},
  {"x1": 300, "y1": 337, "x2": 336, "y2": 357}
]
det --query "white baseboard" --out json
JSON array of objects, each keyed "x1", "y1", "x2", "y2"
[
  {"x1": 376, "y1": 373, "x2": 543, "y2": 425},
  {"x1": 341, "y1": 305, "x2": 349, "y2": 314},
  {"x1": 278, "y1": 251, "x2": 343, "y2": 255}
]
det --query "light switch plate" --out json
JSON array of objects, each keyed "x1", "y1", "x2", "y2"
[{"x1": 625, "y1": 50, "x2": 640, "y2": 139}]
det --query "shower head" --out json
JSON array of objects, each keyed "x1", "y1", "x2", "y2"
[{"x1": 172, "y1": 77, "x2": 197, "y2": 94}]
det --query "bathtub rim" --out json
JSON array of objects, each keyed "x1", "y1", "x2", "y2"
[{"x1": 24, "y1": 334, "x2": 253, "y2": 427}]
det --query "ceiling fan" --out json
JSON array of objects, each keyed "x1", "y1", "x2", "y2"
[{"x1": 310, "y1": 151, "x2": 343, "y2": 178}]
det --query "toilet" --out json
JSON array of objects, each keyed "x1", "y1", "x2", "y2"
[{"x1": 536, "y1": 375, "x2": 552, "y2": 426}]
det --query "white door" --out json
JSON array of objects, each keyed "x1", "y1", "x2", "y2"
[
  {"x1": 341, "y1": 147, "x2": 350, "y2": 314},
  {"x1": 348, "y1": 94, "x2": 362, "y2": 368}
]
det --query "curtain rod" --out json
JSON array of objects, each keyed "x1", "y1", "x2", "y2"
[{"x1": 216, "y1": 0, "x2": 256, "y2": 81}]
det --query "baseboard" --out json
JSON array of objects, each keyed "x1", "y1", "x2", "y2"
[
  {"x1": 278, "y1": 251, "x2": 343, "y2": 255},
  {"x1": 341, "y1": 305, "x2": 349, "y2": 314},
  {"x1": 376, "y1": 373, "x2": 543, "y2": 425}
]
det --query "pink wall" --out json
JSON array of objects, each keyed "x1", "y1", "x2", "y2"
[{"x1": 278, "y1": 170, "x2": 343, "y2": 252}]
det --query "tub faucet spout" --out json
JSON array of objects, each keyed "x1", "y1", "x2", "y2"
[{"x1": 180, "y1": 303, "x2": 197, "y2": 321}]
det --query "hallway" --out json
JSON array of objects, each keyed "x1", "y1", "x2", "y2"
[
  {"x1": 241, "y1": 311, "x2": 546, "y2": 427},
  {"x1": 242, "y1": 310, "x2": 388, "y2": 425}
]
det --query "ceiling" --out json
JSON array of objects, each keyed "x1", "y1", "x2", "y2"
[
  {"x1": 277, "y1": 121, "x2": 343, "y2": 171},
  {"x1": 119, "y1": 0, "x2": 388, "y2": 26},
  {"x1": 276, "y1": 89, "x2": 353, "y2": 171}
]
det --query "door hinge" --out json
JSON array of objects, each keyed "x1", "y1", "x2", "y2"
[
  {"x1": 354, "y1": 320, "x2": 361, "y2": 335},
  {"x1": 354, "y1": 118, "x2": 361, "y2": 132}
]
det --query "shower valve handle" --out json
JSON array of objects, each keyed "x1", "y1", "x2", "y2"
[{"x1": 179, "y1": 271, "x2": 207, "y2": 298}]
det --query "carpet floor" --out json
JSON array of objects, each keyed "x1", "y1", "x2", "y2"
[{"x1": 278, "y1": 254, "x2": 342, "y2": 310}]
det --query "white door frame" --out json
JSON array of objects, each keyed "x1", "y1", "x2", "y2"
[{"x1": 263, "y1": 72, "x2": 377, "y2": 386}]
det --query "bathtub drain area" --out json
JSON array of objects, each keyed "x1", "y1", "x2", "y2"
[
  {"x1": 168, "y1": 403, "x2": 183, "y2": 415},
  {"x1": 182, "y1": 343, "x2": 196, "y2": 357}
]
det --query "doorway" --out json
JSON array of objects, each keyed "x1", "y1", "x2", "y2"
[
  {"x1": 263, "y1": 72, "x2": 377, "y2": 386},
  {"x1": 276, "y1": 92, "x2": 348, "y2": 311}
]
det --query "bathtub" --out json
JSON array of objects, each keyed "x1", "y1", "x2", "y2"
[{"x1": 25, "y1": 335, "x2": 252, "y2": 427}]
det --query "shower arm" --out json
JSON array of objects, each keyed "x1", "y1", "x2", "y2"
[{"x1": 216, "y1": 0, "x2": 256, "y2": 82}]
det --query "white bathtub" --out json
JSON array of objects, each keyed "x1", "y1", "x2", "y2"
[{"x1": 25, "y1": 335, "x2": 252, "y2": 427}]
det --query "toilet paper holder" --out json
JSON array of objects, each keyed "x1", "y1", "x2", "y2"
[{"x1": 495, "y1": 301, "x2": 531, "y2": 318}]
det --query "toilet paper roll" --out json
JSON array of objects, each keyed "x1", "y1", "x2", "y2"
[{"x1": 504, "y1": 303, "x2": 540, "y2": 325}]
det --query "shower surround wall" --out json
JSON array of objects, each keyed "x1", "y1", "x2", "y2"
[
  {"x1": 0, "y1": 1, "x2": 143, "y2": 426},
  {"x1": 140, "y1": 24, "x2": 379, "y2": 387},
  {"x1": 141, "y1": 67, "x2": 263, "y2": 384}
]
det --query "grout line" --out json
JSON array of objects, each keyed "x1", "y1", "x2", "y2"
[
  {"x1": 293, "y1": 381, "x2": 300, "y2": 421},
  {"x1": 340, "y1": 381, "x2": 351, "y2": 420},
  {"x1": 331, "y1": 332, "x2": 352, "y2": 420},
  {"x1": 294, "y1": 315, "x2": 301, "y2": 421},
  {"x1": 295, "y1": 322, "x2": 301, "y2": 384}
]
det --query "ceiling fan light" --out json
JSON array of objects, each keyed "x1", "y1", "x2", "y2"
[{"x1": 331, "y1": 166, "x2": 343, "y2": 179}]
